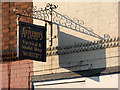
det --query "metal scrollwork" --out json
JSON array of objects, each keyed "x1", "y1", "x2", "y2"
[
  {"x1": 13, "y1": 3, "x2": 110, "y2": 39},
  {"x1": 45, "y1": 3, "x2": 58, "y2": 11},
  {"x1": 52, "y1": 10, "x2": 105, "y2": 39},
  {"x1": 14, "y1": 3, "x2": 58, "y2": 22}
]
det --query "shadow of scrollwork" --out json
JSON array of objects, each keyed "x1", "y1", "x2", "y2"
[{"x1": 52, "y1": 10, "x2": 110, "y2": 40}]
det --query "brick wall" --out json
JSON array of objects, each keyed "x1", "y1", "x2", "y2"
[{"x1": 1, "y1": 2, "x2": 33, "y2": 88}]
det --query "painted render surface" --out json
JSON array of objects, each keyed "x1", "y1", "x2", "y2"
[
  {"x1": 33, "y1": 1, "x2": 119, "y2": 74},
  {"x1": 32, "y1": 1, "x2": 120, "y2": 88}
]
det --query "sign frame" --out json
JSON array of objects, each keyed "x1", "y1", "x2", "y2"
[{"x1": 17, "y1": 21, "x2": 46, "y2": 62}]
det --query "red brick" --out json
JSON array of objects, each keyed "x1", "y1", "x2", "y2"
[
  {"x1": 2, "y1": 37, "x2": 9, "y2": 42},
  {"x1": 26, "y1": 68, "x2": 31, "y2": 73},
  {"x1": 10, "y1": 14, "x2": 16, "y2": 20},
  {"x1": 15, "y1": 2, "x2": 25, "y2": 6},
  {"x1": 11, "y1": 73, "x2": 17, "y2": 78},
  {"x1": 11, "y1": 28, "x2": 17, "y2": 32},
  {"x1": 2, "y1": 15, "x2": 9, "y2": 21},
  {"x1": 21, "y1": 72, "x2": 29, "y2": 77},
  {"x1": 10, "y1": 6, "x2": 16, "y2": 12},
  {"x1": 10, "y1": 23, "x2": 17, "y2": 28},
  {"x1": 2, "y1": 66, "x2": 8, "y2": 71},
  {"x1": 10, "y1": 78, "x2": 15, "y2": 83},
  {"x1": 2, "y1": 24, "x2": 9, "y2": 30},
  {"x1": 2, "y1": 70, "x2": 8, "y2": 74},
  {"x1": 20, "y1": 64, "x2": 29, "y2": 69},
  {"x1": 16, "y1": 68, "x2": 26, "y2": 74},
  {"x1": 9, "y1": 40, "x2": 16, "y2": 44},
  {"x1": 28, "y1": 3, "x2": 33, "y2": 7},
  {"x1": 3, "y1": 33, "x2": 9, "y2": 37},
  {"x1": 27, "y1": 59, "x2": 33, "y2": 63},
  {"x1": 1, "y1": 2, "x2": 33, "y2": 88},
  {"x1": 15, "y1": 5, "x2": 21, "y2": 10},
  {"x1": 11, "y1": 69, "x2": 16, "y2": 74},
  {"x1": 19, "y1": 60, "x2": 28, "y2": 64},
  {"x1": 2, "y1": 75, "x2": 8, "y2": 80},
  {"x1": 2, "y1": 63, "x2": 8, "y2": 67},
  {"x1": 22, "y1": 77, "x2": 28, "y2": 82},
  {"x1": 9, "y1": 36, "x2": 14, "y2": 40},
  {"x1": 2, "y1": 28, "x2": 9, "y2": 33},
  {"x1": 11, "y1": 60, "x2": 20, "y2": 65},
  {"x1": 21, "y1": 4, "x2": 29, "y2": 9},
  {"x1": 14, "y1": 77, "x2": 23, "y2": 82},
  {"x1": 11, "y1": 65, "x2": 17, "y2": 70},
  {"x1": 2, "y1": 10, "x2": 9, "y2": 16},
  {"x1": 2, "y1": 39, "x2": 9, "y2": 44},
  {"x1": 14, "y1": 44, "x2": 17, "y2": 48},
  {"x1": 2, "y1": 2, "x2": 9, "y2": 4},
  {"x1": 10, "y1": 20, "x2": 16, "y2": 25},
  {"x1": 14, "y1": 66, "x2": 20, "y2": 71},
  {"x1": 14, "y1": 82, "x2": 21, "y2": 88},
  {"x1": 2, "y1": 20, "x2": 9, "y2": 26},
  {"x1": 20, "y1": 81, "x2": 28, "y2": 86},
  {"x1": 10, "y1": 83, "x2": 15, "y2": 88},
  {"x1": 3, "y1": 46, "x2": 9, "y2": 50},
  {"x1": 2, "y1": 3, "x2": 9, "y2": 9},
  {"x1": 10, "y1": 2, "x2": 15, "y2": 7},
  {"x1": 9, "y1": 31, "x2": 16, "y2": 36},
  {"x1": 2, "y1": 77, "x2": 8, "y2": 83},
  {"x1": 2, "y1": 83, "x2": 8, "y2": 88}
]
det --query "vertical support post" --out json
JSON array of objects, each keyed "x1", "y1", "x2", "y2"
[
  {"x1": 17, "y1": 15, "x2": 20, "y2": 58},
  {"x1": 50, "y1": 9, "x2": 53, "y2": 46},
  {"x1": 45, "y1": 22, "x2": 47, "y2": 61}
]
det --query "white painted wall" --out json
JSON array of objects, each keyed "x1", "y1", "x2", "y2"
[
  {"x1": 33, "y1": 73, "x2": 119, "y2": 88},
  {"x1": 32, "y1": 1, "x2": 119, "y2": 88},
  {"x1": 33, "y1": 1, "x2": 119, "y2": 74}
]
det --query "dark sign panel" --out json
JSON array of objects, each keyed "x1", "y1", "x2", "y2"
[{"x1": 18, "y1": 21, "x2": 46, "y2": 62}]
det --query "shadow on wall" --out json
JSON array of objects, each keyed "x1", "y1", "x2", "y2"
[
  {"x1": 58, "y1": 30, "x2": 106, "y2": 82},
  {"x1": 52, "y1": 11, "x2": 107, "y2": 82}
]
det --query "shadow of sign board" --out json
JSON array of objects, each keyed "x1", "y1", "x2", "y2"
[{"x1": 17, "y1": 21, "x2": 46, "y2": 62}]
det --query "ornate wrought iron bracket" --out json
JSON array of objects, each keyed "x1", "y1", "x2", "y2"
[
  {"x1": 13, "y1": 3, "x2": 58, "y2": 46},
  {"x1": 13, "y1": 3, "x2": 110, "y2": 47}
]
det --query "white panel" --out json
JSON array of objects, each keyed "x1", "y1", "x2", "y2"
[{"x1": 33, "y1": 74, "x2": 119, "y2": 88}]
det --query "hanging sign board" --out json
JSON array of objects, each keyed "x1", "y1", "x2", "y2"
[{"x1": 17, "y1": 21, "x2": 46, "y2": 62}]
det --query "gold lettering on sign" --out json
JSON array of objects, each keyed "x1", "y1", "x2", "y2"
[
  {"x1": 22, "y1": 26, "x2": 31, "y2": 38},
  {"x1": 22, "y1": 26, "x2": 43, "y2": 40},
  {"x1": 38, "y1": 43, "x2": 41, "y2": 47},
  {"x1": 23, "y1": 51, "x2": 41, "y2": 59},
  {"x1": 23, "y1": 40, "x2": 38, "y2": 47},
  {"x1": 22, "y1": 45, "x2": 33, "y2": 51},
  {"x1": 39, "y1": 33, "x2": 43, "y2": 40},
  {"x1": 23, "y1": 51, "x2": 28, "y2": 56},
  {"x1": 34, "y1": 47, "x2": 42, "y2": 52}
]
